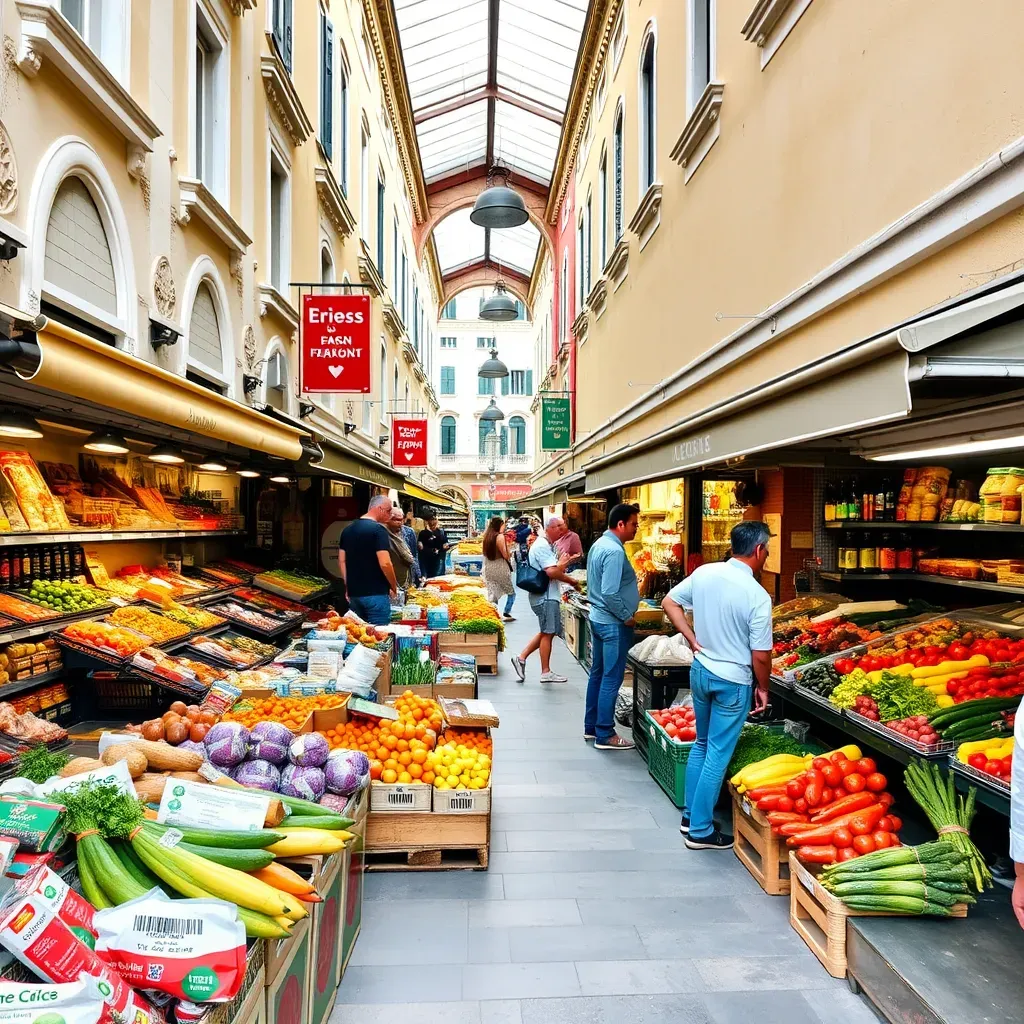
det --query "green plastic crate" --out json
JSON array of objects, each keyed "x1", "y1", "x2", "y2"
[{"x1": 644, "y1": 711, "x2": 693, "y2": 808}]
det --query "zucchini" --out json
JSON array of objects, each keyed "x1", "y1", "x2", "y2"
[
  {"x1": 832, "y1": 880, "x2": 928, "y2": 898},
  {"x1": 111, "y1": 840, "x2": 163, "y2": 890},
  {"x1": 76, "y1": 842, "x2": 113, "y2": 910},
  {"x1": 174, "y1": 841, "x2": 274, "y2": 871},
  {"x1": 929, "y1": 697, "x2": 1019, "y2": 727},
  {"x1": 277, "y1": 793, "x2": 341, "y2": 818},
  {"x1": 278, "y1": 814, "x2": 353, "y2": 831},
  {"x1": 822, "y1": 842, "x2": 959, "y2": 876},
  {"x1": 840, "y1": 896, "x2": 953, "y2": 916},
  {"x1": 143, "y1": 821, "x2": 284, "y2": 849},
  {"x1": 87, "y1": 836, "x2": 149, "y2": 905}
]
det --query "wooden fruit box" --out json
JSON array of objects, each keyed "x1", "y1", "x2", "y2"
[
  {"x1": 789, "y1": 852, "x2": 966, "y2": 979},
  {"x1": 438, "y1": 632, "x2": 499, "y2": 674},
  {"x1": 729, "y1": 784, "x2": 790, "y2": 896},
  {"x1": 365, "y1": 809, "x2": 489, "y2": 870}
]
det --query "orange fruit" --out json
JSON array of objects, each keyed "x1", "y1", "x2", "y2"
[
  {"x1": 409, "y1": 764, "x2": 423, "y2": 779},
  {"x1": 381, "y1": 768, "x2": 397, "y2": 784},
  {"x1": 411, "y1": 749, "x2": 427, "y2": 764},
  {"x1": 422, "y1": 771, "x2": 435, "y2": 784}
]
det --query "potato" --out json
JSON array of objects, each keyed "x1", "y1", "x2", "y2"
[
  {"x1": 59, "y1": 757, "x2": 104, "y2": 778},
  {"x1": 101, "y1": 744, "x2": 148, "y2": 779}
]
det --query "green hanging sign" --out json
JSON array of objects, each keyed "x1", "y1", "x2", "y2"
[{"x1": 541, "y1": 396, "x2": 572, "y2": 451}]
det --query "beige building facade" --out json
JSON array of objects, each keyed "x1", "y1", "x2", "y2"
[
  {"x1": 528, "y1": 0, "x2": 1024, "y2": 491},
  {"x1": 0, "y1": 0, "x2": 441, "y2": 484}
]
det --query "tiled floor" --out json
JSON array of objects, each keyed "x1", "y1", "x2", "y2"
[{"x1": 331, "y1": 603, "x2": 882, "y2": 1024}]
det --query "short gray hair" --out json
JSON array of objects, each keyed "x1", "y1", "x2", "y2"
[
  {"x1": 368, "y1": 495, "x2": 391, "y2": 511},
  {"x1": 730, "y1": 520, "x2": 771, "y2": 557}
]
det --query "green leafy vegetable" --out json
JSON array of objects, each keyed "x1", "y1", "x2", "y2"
[
  {"x1": 56, "y1": 780, "x2": 144, "y2": 839},
  {"x1": 16, "y1": 744, "x2": 71, "y2": 784},
  {"x1": 829, "y1": 668, "x2": 873, "y2": 709},
  {"x1": 871, "y1": 671, "x2": 938, "y2": 721},
  {"x1": 727, "y1": 726, "x2": 807, "y2": 776}
]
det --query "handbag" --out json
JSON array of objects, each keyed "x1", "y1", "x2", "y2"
[{"x1": 515, "y1": 555, "x2": 549, "y2": 594}]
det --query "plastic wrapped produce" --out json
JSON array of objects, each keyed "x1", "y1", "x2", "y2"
[
  {"x1": 324, "y1": 749, "x2": 369, "y2": 795},
  {"x1": 288, "y1": 732, "x2": 329, "y2": 768},
  {"x1": 249, "y1": 721, "x2": 293, "y2": 765},
  {"x1": 234, "y1": 758, "x2": 282, "y2": 791},
  {"x1": 280, "y1": 764, "x2": 325, "y2": 802},
  {"x1": 203, "y1": 721, "x2": 250, "y2": 767}
]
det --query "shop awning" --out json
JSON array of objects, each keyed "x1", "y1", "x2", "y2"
[
  {"x1": 314, "y1": 441, "x2": 404, "y2": 491},
  {"x1": 584, "y1": 353, "x2": 912, "y2": 493},
  {"x1": 24, "y1": 322, "x2": 306, "y2": 460},
  {"x1": 403, "y1": 480, "x2": 468, "y2": 514}
]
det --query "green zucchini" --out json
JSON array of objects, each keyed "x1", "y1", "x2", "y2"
[
  {"x1": 279, "y1": 814, "x2": 353, "y2": 831},
  {"x1": 75, "y1": 842, "x2": 113, "y2": 910},
  {"x1": 174, "y1": 841, "x2": 274, "y2": 870},
  {"x1": 143, "y1": 821, "x2": 284, "y2": 849},
  {"x1": 86, "y1": 836, "x2": 149, "y2": 905},
  {"x1": 111, "y1": 839, "x2": 163, "y2": 890},
  {"x1": 821, "y1": 842, "x2": 959, "y2": 876},
  {"x1": 832, "y1": 880, "x2": 928, "y2": 898},
  {"x1": 277, "y1": 793, "x2": 341, "y2": 817},
  {"x1": 840, "y1": 896, "x2": 953, "y2": 916},
  {"x1": 929, "y1": 697, "x2": 1019, "y2": 727}
]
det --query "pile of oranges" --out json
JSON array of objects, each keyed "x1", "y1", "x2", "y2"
[
  {"x1": 222, "y1": 693, "x2": 343, "y2": 732},
  {"x1": 441, "y1": 728, "x2": 493, "y2": 756}
]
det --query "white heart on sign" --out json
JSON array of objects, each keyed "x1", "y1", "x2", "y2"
[
  {"x1": 404, "y1": 453, "x2": 414, "y2": 461},
  {"x1": 328, "y1": 366, "x2": 344, "y2": 378}
]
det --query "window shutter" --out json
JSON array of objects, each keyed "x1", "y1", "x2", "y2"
[
  {"x1": 272, "y1": 0, "x2": 284, "y2": 59},
  {"x1": 283, "y1": 0, "x2": 293, "y2": 71},
  {"x1": 501, "y1": 375, "x2": 509, "y2": 396},
  {"x1": 526, "y1": 370, "x2": 533, "y2": 396},
  {"x1": 614, "y1": 120, "x2": 623, "y2": 241},
  {"x1": 320, "y1": 15, "x2": 333, "y2": 159},
  {"x1": 499, "y1": 427, "x2": 508, "y2": 457},
  {"x1": 340, "y1": 68, "x2": 348, "y2": 195}
]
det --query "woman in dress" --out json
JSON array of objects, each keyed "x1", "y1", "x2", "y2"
[{"x1": 482, "y1": 516, "x2": 516, "y2": 622}]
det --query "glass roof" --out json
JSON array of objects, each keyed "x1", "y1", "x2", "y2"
[
  {"x1": 432, "y1": 208, "x2": 541, "y2": 277},
  {"x1": 490, "y1": 220, "x2": 541, "y2": 275}
]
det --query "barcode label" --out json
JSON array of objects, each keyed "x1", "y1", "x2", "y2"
[
  {"x1": 159, "y1": 828, "x2": 183, "y2": 849},
  {"x1": 448, "y1": 796, "x2": 474, "y2": 810},
  {"x1": 133, "y1": 914, "x2": 204, "y2": 938},
  {"x1": 389, "y1": 792, "x2": 415, "y2": 806}
]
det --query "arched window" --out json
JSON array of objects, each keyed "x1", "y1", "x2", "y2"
[
  {"x1": 509, "y1": 416, "x2": 526, "y2": 456},
  {"x1": 441, "y1": 416, "x2": 456, "y2": 455},
  {"x1": 45, "y1": 177, "x2": 117, "y2": 319},
  {"x1": 321, "y1": 246, "x2": 334, "y2": 284},
  {"x1": 186, "y1": 283, "x2": 224, "y2": 393},
  {"x1": 613, "y1": 106, "x2": 624, "y2": 242},
  {"x1": 640, "y1": 33, "x2": 656, "y2": 192},
  {"x1": 479, "y1": 419, "x2": 496, "y2": 457}
]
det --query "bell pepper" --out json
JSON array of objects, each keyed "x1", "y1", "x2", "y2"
[{"x1": 809, "y1": 791, "x2": 878, "y2": 823}]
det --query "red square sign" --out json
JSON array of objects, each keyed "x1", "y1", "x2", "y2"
[
  {"x1": 392, "y1": 419, "x2": 428, "y2": 467},
  {"x1": 300, "y1": 294, "x2": 371, "y2": 393}
]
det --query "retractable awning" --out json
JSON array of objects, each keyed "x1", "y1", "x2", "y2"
[
  {"x1": 403, "y1": 480, "x2": 468, "y2": 514},
  {"x1": 314, "y1": 442, "x2": 404, "y2": 491}
]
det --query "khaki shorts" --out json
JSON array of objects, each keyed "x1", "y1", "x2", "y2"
[{"x1": 529, "y1": 596, "x2": 562, "y2": 635}]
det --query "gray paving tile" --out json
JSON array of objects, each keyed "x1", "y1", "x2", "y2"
[
  {"x1": 574, "y1": 958, "x2": 706, "y2": 996},
  {"x1": 693, "y1": 955, "x2": 838, "y2": 991},
  {"x1": 351, "y1": 918, "x2": 468, "y2": 965},
  {"x1": 493, "y1": 796, "x2": 635, "y2": 814},
  {"x1": 491, "y1": 810, "x2": 660, "y2": 832},
  {"x1": 468, "y1": 898, "x2": 582, "y2": 928},
  {"x1": 504, "y1": 830, "x2": 635, "y2": 852},
  {"x1": 467, "y1": 927, "x2": 513, "y2": 963},
  {"x1": 336, "y1": 965, "x2": 465, "y2": 1004},
  {"x1": 703, "y1": 991, "x2": 827, "y2": 1024},
  {"x1": 461, "y1": 962, "x2": 583, "y2": 1000},
  {"x1": 492, "y1": 784, "x2": 568, "y2": 797},
  {"x1": 800, "y1": 987, "x2": 884, "y2": 1023},
  {"x1": 329, "y1": 1002, "x2": 481, "y2": 1024},
  {"x1": 480, "y1": 1000, "x2": 523, "y2": 1024},
  {"x1": 521, "y1": 994, "x2": 713, "y2": 1024},
  {"x1": 364, "y1": 871, "x2": 505, "y2": 901},
  {"x1": 504, "y1": 871, "x2": 755, "y2": 901},
  {"x1": 507, "y1": 924, "x2": 645, "y2": 963},
  {"x1": 641, "y1": 924, "x2": 812, "y2": 959},
  {"x1": 489, "y1": 830, "x2": 509, "y2": 853},
  {"x1": 577, "y1": 896, "x2": 754, "y2": 927}
]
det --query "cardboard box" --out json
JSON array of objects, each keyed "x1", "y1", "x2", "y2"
[
  {"x1": 433, "y1": 787, "x2": 491, "y2": 814},
  {"x1": 266, "y1": 917, "x2": 310, "y2": 1024},
  {"x1": 340, "y1": 786, "x2": 368, "y2": 981},
  {"x1": 307, "y1": 852, "x2": 346, "y2": 1024},
  {"x1": 207, "y1": 942, "x2": 266, "y2": 1024},
  {"x1": 433, "y1": 681, "x2": 477, "y2": 700},
  {"x1": 312, "y1": 697, "x2": 350, "y2": 734},
  {"x1": 369, "y1": 782, "x2": 432, "y2": 812}
]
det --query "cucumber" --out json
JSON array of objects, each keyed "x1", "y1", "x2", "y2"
[
  {"x1": 174, "y1": 841, "x2": 274, "y2": 871},
  {"x1": 143, "y1": 821, "x2": 284, "y2": 849},
  {"x1": 277, "y1": 793, "x2": 341, "y2": 817},
  {"x1": 929, "y1": 696, "x2": 1019, "y2": 727},
  {"x1": 76, "y1": 842, "x2": 113, "y2": 910},
  {"x1": 112, "y1": 840, "x2": 163, "y2": 890},
  {"x1": 279, "y1": 814, "x2": 353, "y2": 831}
]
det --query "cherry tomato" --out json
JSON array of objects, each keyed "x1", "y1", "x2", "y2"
[
  {"x1": 852, "y1": 834, "x2": 878, "y2": 855},
  {"x1": 984, "y1": 760, "x2": 1003, "y2": 776},
  {"x1": 820, "y1": 787, "x2": 834, "y2": 805},
  {"x1": 812, "y1": 757, "x2": 830, "y2": 770},
  {"x1": 832, "y1": 827, "x2": 853, "y2": 849},
  {"x1": 865, "y1": 772, "x2": 888, "y2": 792},
  {"x1": 871, "y1": 831, "x2": 893, "y2": 849},
  {"x1": 843, "y1": 772, "x2": 867, "y2": 793},
  {"x1": 786, "y1": 779, "x2": 806, "y2": 799},
  {"x1": 793, "y1": 798, "x2": 808, "y2": 814},
  {"x1": 878, "y1": 792, "x2": 895, "y2": 809},
  {"x1": 887, "y1": 815, "x2": 903, "y2": 832},
  {"x1": 823, "y1": 765, "x2": 843, "y2": 787},
  {"x1": 777, "y1": 796, "x2": 794, "y2": 812},
  {"x1": 836, "y1": 847, "x2": 859, "y2": 862},
  {"x1": 856, "y1": 758, "x2": 877, "y2": 775}
]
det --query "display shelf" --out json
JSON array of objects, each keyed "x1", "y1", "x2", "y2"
[
  {"x1": 0, "y1": 668, "x2": 66, "y2": 701},
  {"x1": 0, "y1": 529, "x2": 244, "y2": 546},
  {"x1": 820, "y1": 571, "x2": 1024, "y2": 597},
  {"x1": 824, "y1": 520, "x2": 1019, "y2": 532},
  {"x1": 0, "y1": 605, "x2": 139, "y2": 647},
  {"x1": 950, "y1": 758, "x2": 1010, "y2": 815}
]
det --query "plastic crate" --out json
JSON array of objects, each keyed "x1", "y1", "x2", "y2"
[
  {"x1": 645, "y1": 711, "x2": 693, "y2": 808},
  {"x1": 87, "y1": 673, "x2": 166, "y2": 717}
]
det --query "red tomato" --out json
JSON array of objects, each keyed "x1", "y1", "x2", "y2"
[
  {"x1": 843, "y1": 773, "x2": 867, "y2": 794},
  {"x1": 786, "y1": 779, "x2": 806, "y2": 799},
  {"x1": 948, "y1": 643, "x2": 969, "y2": 661},
  {"x1": 823, "y1": 765, "x2": 843, "y2": 787},
  {"x1": 665, "y1": 723, "x2": 679, "y2": 737},
  {"x1": 888, "y1": 814, "x2": 903, "y2": 832},
  {"x1": 793, "y1": 798, "x2": 808, "y2": 814},
  {"x1": 871, "y1": 831, "x2": 893, "y2": 849},
  {"x1": 832, "y1": 827, "x2": 853, "y2": 849},
  {"x1": 924, "y1": 653, "x2": 941, "y2": 666},
  {"x1": 856, "y1": 758, "x2": 877, "y2": 775},
  {"x1": 984, "y1": 760, "x2": 1003, "y2": 776},
  {"x1": 865, "y1": 772, "x2": 888, "y2": 792},
  {"x1": 776, "y1": 796, "x2": 794, "y2": 812},
  {"x1": 879, "y1": 791, "x2": 896, "y2": 810},
  {"x1": 852, "y1": 834, "x2": 878, "y2": 855},
  {"x1": 836, "y1": 847, "x2": 859, "y2": 863},
  {"x1": 812, "y1": 757, "x2": 830, "y2": 770},
  {"x1": 820, "y1": 787, "x2": 834, "y2": 805}
]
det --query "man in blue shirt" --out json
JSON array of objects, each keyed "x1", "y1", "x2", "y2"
[
  {"x1": 662, "y1": 520, "x2": 773, "y2": 850},
  {"x1": 401, "y1": 509, "x2": 422, "y2": 587},
  {"x1": 585, "y1": 504, "x2": 641, "y2": 750}
]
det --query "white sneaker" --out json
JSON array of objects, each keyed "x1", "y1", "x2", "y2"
[
  {"x1": 539, "y1": 672, "x2": 568, "y2": 683},
  {"x1": 510, "y1": 656, "x2": 526, "y2": 682}
]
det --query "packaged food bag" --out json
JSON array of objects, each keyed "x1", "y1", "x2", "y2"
[
  {"x1": 0, "y1": 976, "x2": 107, "y2": 1024},
  {"x1": 94, "y1": 890, "x2": 246, "y2": 1003}
]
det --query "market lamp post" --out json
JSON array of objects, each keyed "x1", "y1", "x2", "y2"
[
  {"x1": 478, "y1": 347, "x2": 509, "y2": 380},
  {"x1": 479, "y1": 281, "x2": 518, "y2": 322},
  {"x1": 480, "y1": 398, "x2": 505, "y2": 424}
]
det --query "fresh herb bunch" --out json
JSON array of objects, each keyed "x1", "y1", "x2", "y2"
[
  {"x1": 829, "y1": 668, "x2": 873, "y2": 709},
  {"x1": 871, "y1": 671, "x2": 938, "y2": 722},
  {"x1": 58, "y1": 780, "x2": 144, "y2": 839},
  {"x1": 727, "y1": 726, "x2": 807, "y2": 776},
  {"x1": 16, "y1": 745, "x2": 71, "y2": 784}
]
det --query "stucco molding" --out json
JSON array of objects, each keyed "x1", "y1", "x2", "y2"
[
  {"x1": 261, "y1": 40, "x2": 313, "y2": 146},
  {"x1": 0, "y1": 121, "x2": 17, "y2": 215},
  {"x1": 15, "y1": 1, "x2": 162, "y2": 151},
  {"x1": 357, "y1": 240, "x2": 386, "y2": 297},
  {"x1": 586, "y1": 277, "x2": 609, "y2": 320},
  {"x1": 627, "y1": 183, "x2": 662, "y2": 251},
  {"x1": 670, "y1": 82, "x2": 724, "y2": 181},
  {"x1": 381, "y1": 301, "x2": 406, "y2": 342},
  {"x1": 314, "y1": 165, "x2": 356, "y2": 238},
  {"x1": 742, "y1": 0, "x2": 814, "y2": 68},
  {"x1": 258, "y1": 283, "x2": 300, "y2": 333},
  {"x1": 229, "y1": 0, "x2": 256, "y2": 13},
  {"x1": 572, "y1": 307, "x2": 590, "y2": 344},
  {"x1": 152, "y1": 256, "x2": 176, "y2": 319},
  {"x1": 177, "y1": 176, "x2": 252, "y2": 256},
  {"x1": 424, "y1": 382, "x2": 439, "y2": 411},
  {"x1": 402, "y1": 338, "x2": 418, "y2": 366},
  {"x1": 557, "y1": 339, "x2": 571, "y2": 366},
  {"x1": 413, "y1": 363, "x2": 426, "y2": 383}
]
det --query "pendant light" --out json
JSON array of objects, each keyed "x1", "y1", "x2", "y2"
[
  {"x1": 0, "y1": 410, "x2": 43, "y2": 439},
  {"x1": 479, "y1": 280, "x2": 518, "y2": 322},
  {"x1": 478, "y1": 347, "x2": 509, "y2": 379},
  {"x1": 148, "y1": 443, "x2": 185, "y2": 464},
  {"x1": 198, "y1": 457, "x2": 228, "y2": 472},
  {"x1": 470, "y1": 168, "x2": 529, "y2": 229},
  {"x1": 236, "y1": 463, "x2": 261, "y2": 478},
  {"x1": 480, "y1": 398, "x2": 505, "y2": 423},
  {"x1": 83, "y1": 428, "x2": 129, "y2": 454},
  {"x1": 270, "y1": 474, "x2": 292, "y2": 484}
]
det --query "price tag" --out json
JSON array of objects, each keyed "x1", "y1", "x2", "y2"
[
  {"x1": 742, "y1": 798, "x2": 752, "y2": 817},
  {"x1": 159, "y1": 828, "x2": 184, "y2": 849}
]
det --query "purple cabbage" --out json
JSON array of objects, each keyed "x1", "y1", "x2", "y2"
[
  {"x1": 324, "y1": 749, "x2": 370, "y2": 796},
  {"x1": 288, "y1": 733, "x2": 329, "y2": 768},
  {"x1": 234, "y1": 759, "x2": 282, "y2": 792},
  {"x1": 280, "y1": 764, "x2": 325, "y2": 802},
  {"x1": 204, "y1": 722, "x2": 250, "y2": 767},
  {"x1": 249, "y1": 721, "x2": 293, "y2": 765}
]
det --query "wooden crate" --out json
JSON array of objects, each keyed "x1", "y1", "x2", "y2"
[
  {"x1": 562, "y1": 607, "x2": 580, "y2": 660},
  {"x1": 730, "y1": 784, "x2": 790, "y2": 896},
  {"x1": 438, "y1": 632, "x2": 498, "y2": 674},
  {"x1": 365, "y1": 810, "x2": 489, "y2": 870},
  {"x1": 789, "y1": 853, "x2": 967, "y2": 979}
]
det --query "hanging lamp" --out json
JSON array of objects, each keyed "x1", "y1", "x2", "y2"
[
  {"x1": 470, "y1": 167, "x2": 529, "y2": 229},
  {"x1": 0, "y1": 410, "x2": 43, "y2": 439},
  {"x1": 479, "y1": 280, "x2": 518, "y2": 322},
  {"x1": 478, "y1": 347, "x2": 509, "y2": 379},
  {"x1": 83, "y1": 428, "x2": 129, "y2": 454},
  {"x1": 480, "y1": 398, "x2": 505, "y2": 423},
  {"x1": 148, "y1": 443, "x2": 185, "y2": 464}
]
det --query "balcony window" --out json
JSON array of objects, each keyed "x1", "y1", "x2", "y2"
[
  {"x1": 509, "y1": 416, "x2": 526, "y2": 455},
  {"x1": 60, "y1": 0, "x2": 126, "y2": 81},
  {"x1": 440, "y1": 366, "x2": 455, "y2": 395},
  {"x1": 441, "y1": 416, "x2": 456, "y2": 455}
]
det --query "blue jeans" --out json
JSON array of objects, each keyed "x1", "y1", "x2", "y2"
[
  {"x1": 585, "y1": 622, "x2": 633, "y2": 742},
  {"x1": 684, "y1": 659, "x2": 751, "y2": 838},
  {"x1": 348, "y1": 594, "x2": 392, "y2": 626},
  {"x1": 502, "y1": 593, "x2": 515, "y2": 616}
]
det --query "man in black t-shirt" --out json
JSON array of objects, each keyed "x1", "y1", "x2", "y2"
[
  {"x1": 418, "y1": 515, "x2": 450, "y2": 579},
  {"x1": 338, "y1": 495, "x2": 398, "y2": 625}
]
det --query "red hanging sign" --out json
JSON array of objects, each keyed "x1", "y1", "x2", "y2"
[
  {"x1": 300, "y1": 294, "x2": 371, "y2": 393},
  {"x1": 391, "y1": 419, "x2": 428, "y2": 467}
]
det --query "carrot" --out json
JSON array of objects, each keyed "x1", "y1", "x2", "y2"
[
  {"x1": 294, "y1": 892, "x2": 324, "y2": 903},
  {"x1": 250, "y1": 862, "x2": 316, "y2": 896},
  {"x1": 786, "y1": 804, "x2": 887, "y2": 846},
  {"x1": 796, "y1": 845, "x2": 838, "y2": 864},
  {"x1": 766, "y1": 811, "x2": 809, "y2": 826},
  {"x1": 747, "y1": 785, "x2": 789, "y2": 801},
  {"x1": 809, "y1": 792, "x2": 878, "y2": 823}
]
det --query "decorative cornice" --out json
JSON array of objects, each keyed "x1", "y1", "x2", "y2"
[
  {"x1": 177, "y1": 177, "x2": 252, "y2": 255},
  {"x1": 258, "y1": 283, "x2": 300, "y2": 333},
  {"x1": 15, "y1": 1, "x2": 162, "y2": 151},
  {"x1": 557, "y1": 339, "x2": 571, "y2": 365},
  {"x1": 670, "y1": 82, "x2": 725, "y2": 172},
  {"x1": 424, "y1": 382, "x2": 439, "y2": 411},
  {"x1": 365, "y1": 1, "x2": 428, "y2": 223},
  {"x1": 315, "y1": 165, "x2": 356, "y2": 237},
  {"x1": 742, "y1": 0, "x2": 799, "y2": 44},
  {"x1": 382, "y1": 301, "x2": 406, "y2": 341},
  {"x1": 545, "y1": 0, "x2": 621, "y2": 225},
  {"x1": 402, "y1": 338, "x2": 418, "y2": 365},
  {"x1": 358, "y1": 240, "x2": 387, "y2": 297},
  {"x1": 605, "y1": 237, "x2": 629, "y2": 291},
  {"x1": 229, "y1": 0, "x2": 256, "y2": 12},
  {"x1": 572, "y1": 308, "x2": 590, "y2": 344},
  {"x1": 627, "y1": 183, "x2": 663, "y2": 251},
  {"x1": 586, "y1": 277, "x2": 609, "y2": 319},
  {"x1": 261, "y1": 40, "x2": 313, "y2": 146}
]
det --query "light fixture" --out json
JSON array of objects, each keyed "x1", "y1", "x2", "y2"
[
  {"x1": 470, "y1": 168, "x2": 529, "y2": 229},
  {"x1": 868, "y1": 434, "x2": 1024, "y2": 462},
  {"x1": 480, "y1": 398, "x2": 505, "y2": 423},
  {"x1": 478, "y1": 347, "x2": 509, "y2": 379},
  {"x1": 198, "y1": 458, "x2": 228, "y2": 472},
  {"x1": 236, "y1": 464, "x2": 261, "y2": 478},
  {"x1": 270, "y1": 474, "x2": 292, "y2": 484},
  {"x1": 0, "y1": 410, "x2": 43, "y2": 439},
  {"x1": 148, "y1": 443, "x2": 185, "y2": 464},
  {"x1": 83, "y1": 428, "x2": 129, "y2": 454},
  {"x1": 479, "y1": 281, "x2": 518, "y2": 322}
]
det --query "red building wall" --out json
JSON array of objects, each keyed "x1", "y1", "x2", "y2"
[{"x1": 553, "y1": 174, "x2": 577, "y2": 435}]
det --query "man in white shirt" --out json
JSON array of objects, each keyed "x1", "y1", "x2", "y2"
[
  {"x1": 511, "y1": 518, "x2": 580, "y2": 684},
  {"x1": 662, "y1": 520, "x2": 773, "y2": 851},
  {"x1": 1011, "y1": 697, "x2": 1024, "y2": 927}
]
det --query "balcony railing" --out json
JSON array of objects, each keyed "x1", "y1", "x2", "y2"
[{"x1": 437, "y1": 454, "x2": 532, "y2": 471}]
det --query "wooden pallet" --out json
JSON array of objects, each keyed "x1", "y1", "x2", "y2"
[
  {"x1": 789, "y1": 853, "x2": 967, "y2": 979},
  {"x1": 365, "y1": 809, "x2": 490, "y2": 871},
  {"x1": 365, "y1": 846, "x2": 489, "y2": 871},
  {"x1": 730, "y1": 785, "x2": 790, "y2": 896}
]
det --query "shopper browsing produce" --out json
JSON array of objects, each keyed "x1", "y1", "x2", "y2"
[
  {"x1": 386, "y1": 508, "x2": 415, "y2": 589},
  {"x1": 418, "y1": 515, "x2": 450, "y2": 578},
  {"x1": 482, "y1": 516, "x2": 517, "y2": 622},
  {"x1": 584, "y1": 503, "x2": 641, "y2": 751},
  {"x1": 401, "y1": 509, "x2": 423, "y2": 586},
  {"x1": 338, "y1": 495, "x2": 398, "y2": 624},
  {"x1": 662, "y1": 520, "x2": 773, "y2": 850}
]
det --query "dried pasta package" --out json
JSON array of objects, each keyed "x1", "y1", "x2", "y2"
[{"x1": 910, "y1": 466, "x2": 951, "y2": 508}]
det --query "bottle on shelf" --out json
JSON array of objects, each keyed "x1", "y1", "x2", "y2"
[
  {"x1": 30, "y1": 549, "x2": 41, "y2": 580},
  {"x1": 19, "y1": 549, "x2": 30, "y2": 585},
  {"x1": 847, "y1": 479, "x2": 860, "y2": 521},
  {"x1": 40, "y1": 546, "x2": 52, "y2": 580},
  {"x1": 823, "y1": 481, "x2": 836, "y2": 523},
  {"x1": 879, "y1": 532, "x2": 897, "y2": 572},
  {"x1": 0, "y1": 552, "x2": 9, "y2": 591},
  {"x1": 10, "y1": 549, "x2": 21, "y2": 590},
  {"x1": 73, "y1": 544, "x2": 85, "y2": 578},
  {"x1": 874, "y1": 481, "x2": 887, "y2": 522},
  {"x1": 858, "y1": 533, "x2": 879, "y2": 573},
  {"x1": 896, "y1": 532, "x2": 914, "y2": 573},
  {"x1": 884, "y1": 478, "x2": 897, "y2": 521},
  {"x1": 838, "y1": 532, "x2": 859, "y2": 572},
  {"x1": 861, "y1": 483, "x2": 874, "y2": 522}
]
